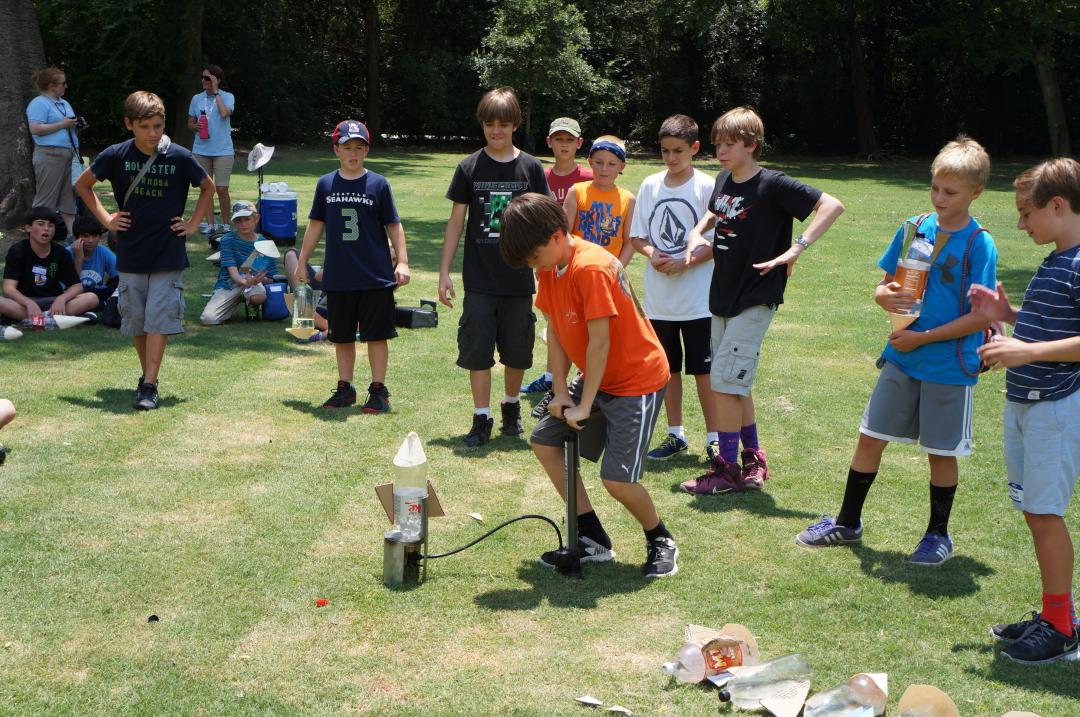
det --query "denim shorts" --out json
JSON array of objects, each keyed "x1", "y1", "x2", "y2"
[{"x1": 1004, "y1": 390, "x2": 1080, "y2": 516}]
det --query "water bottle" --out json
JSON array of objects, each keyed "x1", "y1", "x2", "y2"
[
  {"x1": 719, "y1": 653, "x2": 812, "y2": 708},
  {"x1": 392, "y1": 432, "x2": 429, "y2": 543},
  {"x1": 19, "y1": 313, "x2": 91, "y2": 331},
  {"x1": 661, "y1": 642, "x2": 706, "y2": 684},
  {"x1": 804, "y1": 674, "x2": 887, "y2": 717},
  {"x1": 291, "y1": 282, "x2": 315, "y2": 330},
  {"x1": 198, "y1": 110, "x2": 209, "y2": 140}
]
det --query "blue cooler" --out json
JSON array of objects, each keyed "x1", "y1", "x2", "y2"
[{"x1": 259, "y1": 192, "x2": 297, "y2": 246}]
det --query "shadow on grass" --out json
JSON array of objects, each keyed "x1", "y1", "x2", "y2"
[
  {"x1": 281, "y1": 399, "x2": 352, "y2": 422},
  {"x1": 953, "y1": 642, "x2": 1080, "y2": 699},
  {"x1": 427, "y1": 434, "x2": 532, "y2": 457},
  {"x1": 848, "y1": 543, "x2": 993, "y2": 598},
  {"x1": 677, "y1": 487, "x2": 820, "y2": 520},
  {"x1": 59, "y1": 388, "x2": 185, "y2": 413},
  {"x1": 473, "y1": 560, "x2": 651, "y2": 611}
]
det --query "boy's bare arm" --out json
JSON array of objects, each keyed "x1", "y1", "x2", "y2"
[
  {"x1": 683, "y1": 212, "x2": 716, "y2": 261},
  {"x1": 875, "y1": 273, "x2": 916, "y2": 313},
  {"x1": 887, "y1": 310, "x2": 991, "y2": 353},
  {"x1": 618, "y1": 199, "x2": 636, "y2": 267},
  {"x1": 753, "y1": 191, "x2": 845, "y2": 276},
  {"x1": 564, "y1": 317, "x2": 610, "y2": 429},
  {"x1": 563, "y1": 191, "x2": 579, "y2": 234},
  {"x1": 2, "y1": 279, "x2": 39, "y2": 316},
  {"x1": 980, "y1": 335, "x2": 1080, "y2": 369},
  {"x1": 173, "y1": 177, "x2": 217, "y2": 236},
  {"x1": 439, "y1": 202, "x2": 467, "y2": 307},
  {"x1": 294, "y1": 219, "x2": 325, "y2": 282},
  {"x1": 387, "y1": 221, "x2": 409, "y2": 286},
  {"x1": 51, "y1": 282, "x2": 86, "y2": 315},
  {"x1": 75, "y1": 170, "x2": 130, "y2": 234}
]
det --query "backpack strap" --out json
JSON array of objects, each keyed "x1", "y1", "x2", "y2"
[
  {"x1": 121, "y1": 135, "x2": 172, "y2": 209},
  {"x1": 957, "y1": 226, "x2": 990, "y2": 378}
]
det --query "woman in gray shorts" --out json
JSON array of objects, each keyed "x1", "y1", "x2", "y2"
[{"x1": 26, "y1": 66, "x2": 83, "y2": 238}]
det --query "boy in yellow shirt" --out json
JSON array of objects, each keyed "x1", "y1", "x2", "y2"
[{"x1": 564, "y1": 136, "x2": 635, "y2": 267}]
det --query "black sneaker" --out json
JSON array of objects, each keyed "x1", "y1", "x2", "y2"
[
  {"x1": 463, "y1": 413, "x2": 494, "y2": 447},
  {"x1": 531, "y1": 389, "x2": 555, "y2": 419},
  {"x1": 1000, "y1": 619, "x2": 1079, "y2": 664},
  {"x1": 539, "y1": 536, "x2": 616, "y2": 568},
  {"x1": 643, "y1": 536, "x2": 679, "y2": 578},
  {"x1": 991, "y1": 611, "x2": 1042, "y2": 642},
  {"x1": 0, "y1": 443, "x2": 6, "y2": 466},
  {"x1": 134, "y1": 375, "x2": 145, "y2": 397},
  {"x1": 361, "y1": 382, "x2": 391, "y2": 414},
  {"x1": 134, "y1": 382, "x2": 159, "y2": 411},
  {"x1": 322, "y1": 380, "x2": 356, "y2": 408},
  {"x1": 500, "y1": 401, "x2": 523, "y2": 436}
]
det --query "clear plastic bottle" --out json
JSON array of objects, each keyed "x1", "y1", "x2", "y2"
[
  {"x1": 804, "y1": 674, "x2": 887, "y2": 717},
  {"x1": 291, "y1": 282, "x2": 315, "y2": 330},
  {"x1": 720, "y1": 653, "x2": 812, "y2": 708},
  {"x1": 392, "y1": 432, "x2": 429, "y2": 542},
  {"x1": 660, "y1": 642, "x2": 706, "y2": 684}
]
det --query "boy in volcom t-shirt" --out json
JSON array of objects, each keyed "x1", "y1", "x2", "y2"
[
  {"x1": 439, "y1": 87, "x2": 550, "y2": 447},
  {"x1": 294, "y1": 120, "x2": 409, "y2": 413},
  {"x1": 76, "y1": 91, "x2": 214, "y2": 411}
]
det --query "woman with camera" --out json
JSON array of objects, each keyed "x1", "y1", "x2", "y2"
[{"x1": 26, "y1": 67, "x2": 83, "y2": 238}]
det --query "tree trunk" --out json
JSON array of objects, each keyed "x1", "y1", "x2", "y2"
[
  {"x1": 0, "y1": 0, "x2": 46, "y2": 230},
  {"x1": 364, "y1": 0, "x2": 381, "y2": 139},
  {"x1": 523, "y1": 88, "x2": 534, "y2": 153},
  {"x1": 1033, "y1": 42, "x2": 1071, "y2": 156},
  {"x1": 172, "y1": 0, "x2": 204, "y2": 148},
  {"x1": 846, "y1": 7, "x2": 878, "y2": 158}
]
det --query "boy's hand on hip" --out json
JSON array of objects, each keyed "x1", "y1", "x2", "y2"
[
  {"x1": 753, "y1": 247, "x2": 800, "y2": 276},
  {"x1": 977, "y1": 336, "x2": 1034, "y2": 369},
  {"x1": 108, "y1": 211, "x2": 131, "y2": 233},
  {"x1": 438, "y1": 275, "x2": 455, "y2": 308},
  {"x1": 171, "y1": 217, "x2": 198, "y2": 236}
]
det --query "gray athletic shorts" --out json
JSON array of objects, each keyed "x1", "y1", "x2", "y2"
[
  {"x1": 1004, "y1": 391, "x2": 1080, "y2": 516},
  {"x1": 710, "y1": 305, "x2": 775, "y2": 395},
  {"x1": 531, "y1": 377, "x2": 666, "y2": 483},
  {"x1": 118, "y1": 270, "x2": 185, "y2": 336},
  {"x1": 195, "y1": 154, "x2": 233, "y2": 187},
  {"x1": 860, "y1": 360, "x2": 973, "y2": 456}
]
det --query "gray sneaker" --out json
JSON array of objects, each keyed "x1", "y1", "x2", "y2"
[{"x1": 134, "y1": 382, "x2": 159, "y2": 411}]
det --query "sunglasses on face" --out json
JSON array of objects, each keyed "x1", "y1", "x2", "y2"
[{"x1": 201, "y1": 75, "x2": 213, "y2": 81}]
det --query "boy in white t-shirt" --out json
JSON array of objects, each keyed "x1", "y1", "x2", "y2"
[{"x1": 630, "y1": 114, "x2": 719, "y2": 460}]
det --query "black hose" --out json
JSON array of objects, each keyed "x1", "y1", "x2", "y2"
[{"x1": 421, "y1": 514, "x2": 563, "y2": 560}]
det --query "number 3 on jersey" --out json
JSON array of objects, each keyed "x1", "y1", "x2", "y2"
[{"x1": 342, "y1": 207, "x2": 360, "y2": 241}]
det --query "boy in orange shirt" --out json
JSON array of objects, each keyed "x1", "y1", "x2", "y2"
[
  {"x1": 564, "y1": 136, "x2": 636, "y2": 267},
  {"x1": 500, "y1": 192, "x2": 679, "y2": 578}
]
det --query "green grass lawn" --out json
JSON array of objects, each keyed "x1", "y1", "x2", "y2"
[{"x1": 1, "y1": 147, "x2": 1077, "y2": 715}]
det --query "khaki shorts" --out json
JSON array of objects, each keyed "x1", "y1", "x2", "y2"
[
  {"x1": 118, "y1": 271, "x2": 185, "y2": 336},
  {"x1": 200, "y1": 283, "x2": 265, "y2": 325},
  {"x1": 32, "y1": 146, "x2": 77, "y2": 216},
  {"x1": 710, "y1": 305, "x2": 775, "y2": 395},
  {"x1": 195, "y1": 153, "x2": 233, "y2": 187}
]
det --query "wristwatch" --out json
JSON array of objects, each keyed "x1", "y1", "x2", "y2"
[{"x1": 794, "y1": 234, "x2": 810, "y2": 249}]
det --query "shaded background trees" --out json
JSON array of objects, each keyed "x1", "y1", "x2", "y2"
[{"x1": 20, "y1": 0, "x2": 1080, "y2": 156}]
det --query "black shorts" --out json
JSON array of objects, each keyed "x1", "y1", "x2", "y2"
[
  {"x1": 456, "y1": 292, "x2": 535, "y2": 370},
  {"x1": 651, "y1": 317, "x2": 712, "y2": 375},
  {"x1": 326, "y1": 287, "x2": 397, "y2": 343}
]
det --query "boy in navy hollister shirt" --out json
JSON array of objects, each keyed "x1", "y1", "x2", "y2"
[
  {"x1": 294, "y1": 120, "x2": 409, "y2": 413},
  {"x1": 76, "y1": 91, "x2": 214, "y2": 410}
]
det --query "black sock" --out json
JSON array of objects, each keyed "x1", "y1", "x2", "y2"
[
  {"x1": 577, "y1": 510, "x2": 611, "y2": 548},
  {"x1": 927, "y1": 484, "x2": 957, "y2": 537},
  {"x1": 644, "y1": 519, "x2": 672, "y2": 542},
  {"x1": 837, "y1": 468, "x2": 877, "y2": 529}
]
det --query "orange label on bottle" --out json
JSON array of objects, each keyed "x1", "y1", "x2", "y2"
[
  {"x1": 702, "y1": 640, "x2": 744, "y2": 673},
  {"x1": 895, "y1": 262, "x2": 929, "y2": 301}
]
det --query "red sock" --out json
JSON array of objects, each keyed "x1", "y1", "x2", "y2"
[{"x1": 1042, "y1": 593, "x2": 1074, "y2": 636}]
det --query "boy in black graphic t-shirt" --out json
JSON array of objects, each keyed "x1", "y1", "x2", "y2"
[
  {"x1": 77, "y1": 91, "x2": 214, "y2": 411},
  {"x1": 682, "y1": 107, "x2": 845, "y2": 495},
  {"x1": 439, "y1": 87, "x2": 550, "y2": 447}
]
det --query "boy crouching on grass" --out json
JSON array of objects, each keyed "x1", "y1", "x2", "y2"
[
  {"x1": 971, "y1": 158, "x2": 1080, "y2": 664},
  {"x1": 294, "y1": 120, "x2": 409, "y2": 413},
  {"x1": 500, "y1": 193, "x2": 679, "y2": 578},
  {"x1": 796, "y1": 136, "x2": 997, "y2": 567}
]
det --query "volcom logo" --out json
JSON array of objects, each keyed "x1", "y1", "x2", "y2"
[{"x1": 659, "y1": 206, "x2": 686, "y2": 249}]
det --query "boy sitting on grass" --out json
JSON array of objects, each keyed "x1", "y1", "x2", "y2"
[
  {"x1": 971, "y1": 158, "x2": 1080, "y2": 664},
  {"x1": 68, "y1": 215, "x2": 118, "y2": 306},
  {"x1": 796, "y1": 136, "x2": 997, "y2": 567},
  {"x1": 200, "y1": 200, "x2": 277, "y2": 325},
  {"x1": 2, "y1": 207, "x2": 98, "y2": 321},
  {"x1": 500, "y1": 192, "x2": 679, "y2": 578},
  {"x1": 294, "y1": 120, "x2": 409, "y2": 413}
]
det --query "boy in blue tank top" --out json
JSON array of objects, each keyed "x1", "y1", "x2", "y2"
[
  {"x1": 796, "y1": 136, "x2": 998, "y2": 567},
  {"x1": 294, "y1": 120, "x2": 409, "y2": 413}
]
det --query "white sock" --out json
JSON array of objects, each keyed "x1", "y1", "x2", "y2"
[
  {"x1": 543, "y1": 371, "x2": 552, "y2": 381},
  {"x1": 706, "y1": 431, "x2": 719, "y2": 444},
  {"x1": 668, "y1": 425, "x2": 686, "y2": 441},
  {"x1": 475, "y1": 407, "x2": 491, "y2": 417},
  {"x1": 502, "y1": 395, "x2": 520, "y2": 404}
]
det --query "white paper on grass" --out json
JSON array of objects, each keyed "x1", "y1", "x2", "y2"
[
  {"x1": 467, "y1": 513, "x2": 484, "y2": 522},
  {"x1": 607, "y1": 706, "x2": 633, "y2": 715},
  {"x1": 575, "y1": 695, "x2": 603, "y2": 706},
  {"x1": 758, "y1": 679, "x2": 811, "y2": 717}
]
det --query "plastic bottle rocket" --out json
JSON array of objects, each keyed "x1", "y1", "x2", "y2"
[
  {"x1": 896, "y1": 685, "x2": 960, "y2": 717},
  {"x1": 3, "y1": 326, "x2": 23, "y2": 340},
  {"x1": 889, "y1": 219, "x2": 932, "y2": 331},
  {"x1": 661, "y1": 642, "x2": 707, "y2": 684},
  {"x1": 392, "y1": 432, "x2": 429, "y2": 543},
  {"x1": 19, "y1": 314, "x2": 90, "y2": 331},
  {"x1": 804, "y1": 673, "x2": 887, "y2": 717},
  {"x1": 285, "y1": 283, "x2": 316, "y2": 340},
  {"x1": 719, "y1": 653, "x2": 812, "y2": 708}
]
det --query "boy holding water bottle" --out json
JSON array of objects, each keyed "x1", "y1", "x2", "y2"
[{"x1": 795, "y1": 136, "x2": 997, "y2": 566}]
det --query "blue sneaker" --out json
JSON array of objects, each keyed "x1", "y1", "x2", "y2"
[
  {"x1": 795, "y1": 515, "x2": 863, "y2": 548},
  {"x1": 522, "y1": 374, "x2": 553, "y2": 394},
  {"x1": 648, "y1": 433, "x2": 689, "y2": 460},
  {"x1": 909, "y1": 531, "x2": 953, "y2": 566}
]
